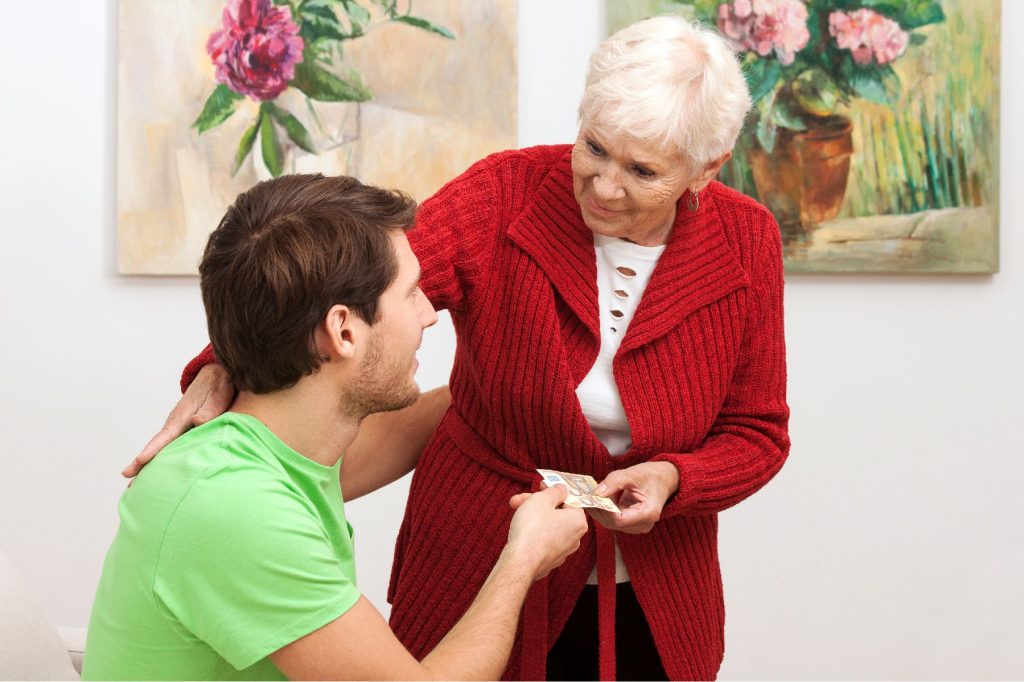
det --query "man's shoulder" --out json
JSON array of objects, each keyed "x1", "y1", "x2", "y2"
[{"x1": 127, "y1": 416, "x2": 302, "y2": 542}]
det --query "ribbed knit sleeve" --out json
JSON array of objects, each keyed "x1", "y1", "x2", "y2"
[
  {"x1": 180, "y1": 344, "x2": 218, "y2": 393},
  {"x1": 408, "y1": 157, "x2": 503, "y2": 316},
  {"x1": 653, "y1": 211, "x2": 790, "y2": 517}
]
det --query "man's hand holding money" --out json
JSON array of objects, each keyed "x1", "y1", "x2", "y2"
[{"x1": 506, "y1": 486, "x2": 588, "y2": 580}]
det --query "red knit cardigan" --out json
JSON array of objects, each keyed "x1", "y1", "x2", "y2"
[{"x1": 182, "y1": 145, "x2": 789, "y2": 681}]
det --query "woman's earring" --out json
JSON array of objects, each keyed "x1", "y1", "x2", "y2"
[{"x1": 686, "y1": 190, "x2": 700, "y2": 212}]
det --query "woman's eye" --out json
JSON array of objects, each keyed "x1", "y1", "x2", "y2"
[
  {"x1": 633, "y1": 166, "x2": 654, "y2": 178},
  {"x1": 586, "y1": 140, "x2": 604, "y2": 156}
]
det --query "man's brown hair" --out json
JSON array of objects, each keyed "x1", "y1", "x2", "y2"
[{"x1": 199, "y1": 173, "x2": 417, "y2": 394}]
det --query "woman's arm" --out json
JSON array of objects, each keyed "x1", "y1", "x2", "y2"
[
  {"x1": 340, "y1": 385, "x2": 451, "y2": 501},
  {"x1": 653, "y1": 210, "x2": 790, "y2": 518},
  {"x1": 593, "y1": 210, "x2": 789, "y2": 529}
]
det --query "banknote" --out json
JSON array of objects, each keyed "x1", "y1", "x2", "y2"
[{"x1": 536, "y1": 469, "x2": 621, "y2": 513}]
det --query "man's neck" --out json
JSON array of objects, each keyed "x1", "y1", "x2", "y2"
[{"x1": 230, "y1": 383, "x2": 360, "y2": 468}]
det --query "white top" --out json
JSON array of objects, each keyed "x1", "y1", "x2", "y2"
[{"x1": 576, "y1": 234, "x2": 666, "y2": 583}]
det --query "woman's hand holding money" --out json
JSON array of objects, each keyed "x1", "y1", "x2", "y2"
[
  {"x1": 589, "y1": 462, "x2": 680, "y2": 534},
  {"x1": 506, "y1": 486, "x2": 588, "y2": 580}
]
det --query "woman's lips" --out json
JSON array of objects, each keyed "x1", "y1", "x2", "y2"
[{"x1": 586, "y1": 194, "x2": 622, "y2": 218}]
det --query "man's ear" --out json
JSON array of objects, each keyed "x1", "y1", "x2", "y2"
[
  {"x1": 316, "y1": 304, "x2": 360, "y2": 362},
  {"x1": 689, "y1": 151, "x2": 732, "y2": 194}
]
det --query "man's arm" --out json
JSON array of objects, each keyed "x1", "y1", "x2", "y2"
[
  {"x1": 270, "y1": 487, "x2": 586, "y2": 681},
  {"x1": 340, "y1": 386, "x2": 450, "y2": 502}
]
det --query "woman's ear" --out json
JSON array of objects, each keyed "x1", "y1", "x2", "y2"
[{"x1": 690, "y1": 151, "x2": 733, "y2": 194}]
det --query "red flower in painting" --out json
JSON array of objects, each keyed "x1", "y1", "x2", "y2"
[{"x1": 207, "y1": 0, "x2": 304, "y2": 101}]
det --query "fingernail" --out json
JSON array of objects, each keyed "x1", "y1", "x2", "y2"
[{"x1": 594, "y1": 486, "x2": 607, "y2": 496}]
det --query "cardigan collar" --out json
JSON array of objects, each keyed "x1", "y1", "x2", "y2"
[{"x1": 506, "y1": 149, "x2": 750, "y2": 353}]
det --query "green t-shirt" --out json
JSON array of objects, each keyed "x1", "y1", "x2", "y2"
[{"x1": 83, "y1": 412, "x2": 361, "y2": 681}]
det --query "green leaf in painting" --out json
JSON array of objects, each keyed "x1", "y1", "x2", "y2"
[
  {"x1": 339, "y1": 0, "x2": 372, "y2": 34},
  {"x1": 260, "y1": 110, "x2": 285, "y2": 177},
  {"x1": 898, "y1": 0, "x2": 945, "y2": 29},
  {"x1": 848, "y1": 65, "x2": 901, "y2": 107},
  {"x1": 855, "y1": 0, "x2": 943, "y2": 28},
  {"x1": 857, "y1": 0, "x2": 903, "y2": 12},
  {"x1": 745, "y1": 58, "x2": 781, "y2": 105},
  {"x1": 232, "y1": 114, "x2": 262, "y2": 176},
  {"x1": 755, "y1": 92, "x2": 779, "y2": 154},
  {"x1": 772, "y1": 96, "x2": 808, "y2": 132},
  {"x1": 673, "y1": 0, "x2": 720, "y2": 25},
  {"x1": 265, "y1": 101, "x2": 317, "y2": 153},
  {"x1": 369, "y1": 0, "x2": 398, "y2": 18},
  {"x1": 193, "y1": 84, "x2": 244, "y2": 134},
  {"x1": 300, "y1": 5, "x2": 348, "y2": 42},
  {"x1": 792, "y1": 68, "x2": 839, "y2": 117},
  {"x1": 756, "y1": 115, "x2": 778, "y2": 155},
  {"x1": 909, "y1": 33, "x2": 928, "y2": 46},
  {"x1": 392, "y1": 15, "x2": 455, "y2": 39},
  {"x1": 291, "y1": 62, "x2": 373, "y2": 102}
]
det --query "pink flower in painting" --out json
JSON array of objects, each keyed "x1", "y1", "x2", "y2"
[
  {"x1": 207, "y1": 0, "x2": 304, "y2": 101},
  {"x1": 717, "y1": 0, "x2": 810, "y2": 66},
  {"x1": 829, "y1": 9, "x2": 909, "y2": 66}
]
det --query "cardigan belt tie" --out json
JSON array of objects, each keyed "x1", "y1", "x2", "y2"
[{"x1": 445, "y1": 410, "x2": 619, "y2": 681}]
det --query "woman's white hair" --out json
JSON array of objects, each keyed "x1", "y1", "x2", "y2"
[{"x1": 579, "y1": 15, "x2": 751, "y2": 168}]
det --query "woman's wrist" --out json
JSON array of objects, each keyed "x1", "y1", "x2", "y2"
[{"x1": 651, "y1": 461, "x2": 680, "y2": 499}]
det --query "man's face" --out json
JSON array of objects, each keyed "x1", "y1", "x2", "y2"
[{"x1": 345, "y1": 231, "x2": 437, "y2": 417}]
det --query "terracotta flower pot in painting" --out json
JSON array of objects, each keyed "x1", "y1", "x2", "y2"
[
  {"x1": 703, "y1": 0, "x2": 947, "y2": 231},
  {"x1": 746, "y1": 115, "x2": 853, "y2": 231}
]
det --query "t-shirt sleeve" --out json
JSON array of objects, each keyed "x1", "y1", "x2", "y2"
[{"x1": 152, "y1": 471, "x2": 361, "y2": 671}]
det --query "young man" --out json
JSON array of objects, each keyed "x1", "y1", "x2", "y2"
[{"x1": 84, "y1": 175, "x2": 587, "y2": 681}]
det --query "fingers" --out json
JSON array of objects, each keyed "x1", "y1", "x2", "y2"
[
  {"x1": 122, "y1": 392, "x2": 202, "y2": 478},
  {"x1": 539, "y1": 537, "x2": 583, "y2": 579},
  {"x1": 535, "y1": 484, "x2": 568, "y2": 507},
  {"x1": 593, "y1": 470, "x2": 628, "y2": 498},
  {"x1": 585, "y1": 507, "x2": 616, "y2": 528},
  {"x1": 586, "y1": 504, "x2": 658, "y2": 534},
  {"x1": 122, "y1": 408, "x2": 191, "y2": 478},
  {"x1": 616, "y1": 508, "x2": 656, "y2": 534},
  {"x1": 509, "y1": 492, "x2": 532, "y2": 510},
  {"x1": 123, "y1": 363, "x2": 235, "y2": 479},
  {"x1": 121, "y1": 429, "x2": 170, "y2": 478}
]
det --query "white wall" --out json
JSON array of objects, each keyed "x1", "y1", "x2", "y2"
[{"x1": 1, "y1": 0, "x2": 1021, "y2": 678}]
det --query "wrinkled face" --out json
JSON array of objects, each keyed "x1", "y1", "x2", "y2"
[
  {"x1": 571, "y1": 121, "x2": 695, "y2": 246},
  {"x1": 345, "y1": 231, "x2": 437, "y2": 417}
]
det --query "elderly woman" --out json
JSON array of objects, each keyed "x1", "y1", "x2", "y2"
[{"x1": 135, "y1": 14, "x2": 788, "y2": 681}]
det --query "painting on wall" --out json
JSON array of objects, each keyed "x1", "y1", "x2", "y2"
[
  {"x1": 608, "y1": 0, "x2": 1000, "y2": 273},
  {"x1": 118, "y1": 0, "x2": 517, "y2": 274}
]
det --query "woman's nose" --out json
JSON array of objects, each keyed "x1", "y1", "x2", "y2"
[{"x1": 592, "y1": 169, "x2": 624, "y2": 200}]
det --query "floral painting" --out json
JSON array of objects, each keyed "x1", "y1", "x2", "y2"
[
  {"x1": 118, "y1": 0, "x2": 516, "y2": 274},
  {"x1": 608, "y1": 0, "x2": 1000, "y2": 273}
]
